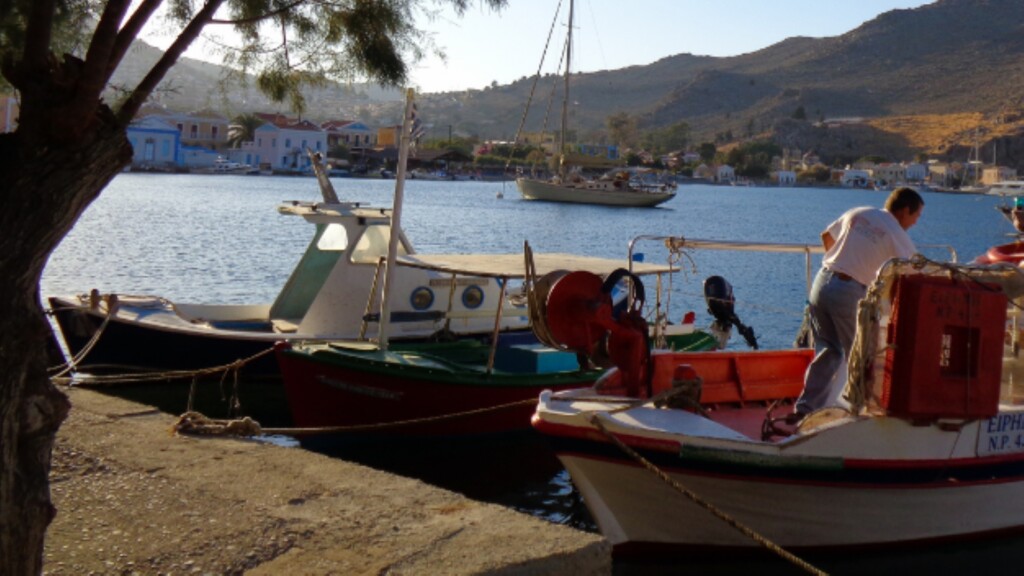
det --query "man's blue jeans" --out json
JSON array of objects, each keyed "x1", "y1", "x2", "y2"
[{"x1": 795, "y1": 268, "x2": 866, "y2": 415}]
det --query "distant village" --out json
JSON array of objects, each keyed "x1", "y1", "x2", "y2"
[{"x1": 0, "y1": 95, "x2": 1017, "y2": 189}]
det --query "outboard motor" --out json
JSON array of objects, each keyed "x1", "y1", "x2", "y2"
[{"x1": 703, "y1": 275, "x2": 758, "y2": 349}]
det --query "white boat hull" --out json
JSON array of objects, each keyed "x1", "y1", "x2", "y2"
[
  {"x1": 535, "y1": 386, "x2": 1024, "y2": 553},
  {"x1": 560, "y1": 451, "x2": 1024, "y2": 551},
  {"x1": 516, "y1": 177, "x2": 675, "y2": 207}
]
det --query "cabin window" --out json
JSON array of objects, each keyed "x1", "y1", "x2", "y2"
[
  {"x1": 350, "y1": 224, "x2": 406, "y2": 264},
  {"x1": 316, "y1": 223, "x2": 349, "y2": 251}
]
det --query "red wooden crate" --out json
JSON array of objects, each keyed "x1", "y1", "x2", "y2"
[{"x1": 882, "y1": 275, "x2": 1006, "y2": 420}]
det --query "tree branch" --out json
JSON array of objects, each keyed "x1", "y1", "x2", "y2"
[
  {"x1": 208, "y1": 0, "x2": 309, "y2": 26},
  {"x1": 117, "y1": 0, "x2": 227, "y2": 124},
  {"x1": 22, "y1": 0, "x2": 57, "y2": 71},
  {"x1": 78, "y1": 0, "x2": 133, "y2": 102},
  {"x1": 106, "y1": 0, "x2": 164, "y2": 85}
]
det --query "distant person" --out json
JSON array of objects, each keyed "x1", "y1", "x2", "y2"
[{"x1": 792, "y1": 187, "x2": 924, "y2": 420}]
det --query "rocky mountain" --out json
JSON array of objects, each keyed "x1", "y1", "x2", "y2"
[
  {"x1": 413, "y1": 0, "x2": 1024, "y2": 166},
  {"x1": 124, "y1": 0, "x2": 1024, "y2": 167}
]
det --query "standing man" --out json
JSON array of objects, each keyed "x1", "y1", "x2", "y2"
[{"x1": 793, "y1": 187, "x2": 924, "y2": 419}]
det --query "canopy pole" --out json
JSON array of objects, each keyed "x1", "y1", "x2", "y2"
[
  {"x1": 378, "y1": 88, "x2": 416, "y2": 351},
  {"x1": 486, "y1": 277, "x2": 509, "y2": 374}
]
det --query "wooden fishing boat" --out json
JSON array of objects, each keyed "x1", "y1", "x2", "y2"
[
  {"x1": 274, "y1": 237, "x2": 728, "y2": 440},
  {"x1": 531, "y1": 241, "x2": 1024, "y2": 557},
  {"x1": 47, "y1": 198, "x2": 533, "y2": 379}
]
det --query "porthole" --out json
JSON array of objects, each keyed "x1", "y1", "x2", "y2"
[
  {"x1": 410, "y1": 286, "x2": 434, "y2": 310},
  {"x1": 462, "y1": 285, "x2": 485, "y2": 309}
]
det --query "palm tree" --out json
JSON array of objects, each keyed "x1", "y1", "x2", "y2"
[{"x1": 227, "y1": 113, "x2": 264, "y2": 148}]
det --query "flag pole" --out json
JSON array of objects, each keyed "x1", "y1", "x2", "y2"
[{"x1": 377, "y1": 88, "x2": 416, "y2": 351}]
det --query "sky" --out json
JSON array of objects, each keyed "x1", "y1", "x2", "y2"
[
  {"x1": 408, "y1": 0, "x2": 934, "y2": 93},
  {"x1": 145, "y1": 0, "x2": 935, "y2": 94}
]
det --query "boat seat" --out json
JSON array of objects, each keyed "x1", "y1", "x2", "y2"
[{"x1": 271, "y1": 319, "x2": 300, "y2": 333}]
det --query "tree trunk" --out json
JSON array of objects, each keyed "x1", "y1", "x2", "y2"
[{"x1": 0, "y1": 104, "x2": 132, "y2": 575}]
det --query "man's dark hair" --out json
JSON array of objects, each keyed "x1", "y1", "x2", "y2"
[{"x1": 885, "y1": 187, "x2": 924, "y2": 213}]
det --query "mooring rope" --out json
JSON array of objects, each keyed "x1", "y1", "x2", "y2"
[
  {"x1": 50, "y1": 347, "x2": 275, "y2": 387},
  {"x1": 172, "y1": 397, "x2": 538, "y2": 437},
  {"x1": 47, "y1": 301, "x2": 118, "y2": 377},
  {"x1": 589, "y1": 413, "x2": 828, "y2": 576}
]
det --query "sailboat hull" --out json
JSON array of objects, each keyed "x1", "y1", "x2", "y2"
[{"x1": 517, "y1": 178, "x2": 675, "y2": 207}]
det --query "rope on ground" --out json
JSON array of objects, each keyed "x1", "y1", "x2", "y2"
[
  {"x1": 50, "y1": 347, "x2": 275, "y2": 387},
  {"x1": 172, "y1": 398, "x2": 538, "y2": 438},
  {"x1": 173, "y1": 411, "x2": 263, "y2": 436},
  {"x1": 589, "y1": 413, "x2": 828, "y2": 576}
]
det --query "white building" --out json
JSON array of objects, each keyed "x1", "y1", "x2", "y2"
[
  {"x1": 716, "y1": 165, "x2": 736, "y2": 183},
  {"x1": 903, "y1": 163, "x2": 928, "y2": 182},
  {"x1": 775, "y1": 170, "x2": 797, "y2": 186},
  {"x1": 841, "y1": 169, "x2": 872, "y2": 188},
  {"x1": 251, "y1": 119, "x2": 327, "y2": 171}
]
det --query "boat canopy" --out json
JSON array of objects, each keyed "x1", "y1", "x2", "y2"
[{"x1": 394, "y1": 253, "x2": 674, "y2": 279}]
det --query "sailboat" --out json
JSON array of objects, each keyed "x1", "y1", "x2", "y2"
[{"x1": 514, "y1": 1, "x2": 676, "y2": 208}]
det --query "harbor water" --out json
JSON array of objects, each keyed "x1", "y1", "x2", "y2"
[{"x1": 42, "y1": 174, "x2": 1024, "y2": 573}]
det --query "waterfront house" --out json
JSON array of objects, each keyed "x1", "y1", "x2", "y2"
[
  {"x1": 251, "y1": 118, "x2": 327, "y2": 171},
  {"x1": 982, "y1": 166, "x2": 1017, "y2": 184},
  {"x1": 904, "y1": 162, "x2": 928, "y2": 182},
  {"x1": 927, "y1": 162, "x2": 957, "y2": 188},
  {"x1": 126, "y1": 117, "x2": 181, "y2": 169},
  {"x1": 147, "y1": 109, "x2": 229, "y2": 150},
  {"x1": 716, "y1": 165, "x2": 736, "y2": 184},
  {"x1": 693, "y1": 164, "x2": 715, "y2": 180},
  {"x1": 840, "y1": 169, "x2": 872, "y2": 187},
  {"x1": 321, "y1": 120, "x2": 376, "y2": 154},
  {"x1": 870, "y1": 163, "x2": 906, "y2": 187},
  {"x1": 377, "y1": 125, "x2": 401, "y2": 149},
  {"x1": 775, "y1": 170, "x2": 797, "y2": 186}
]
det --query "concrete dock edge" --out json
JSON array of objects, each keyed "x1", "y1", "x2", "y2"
[{"x1": 44, "y1": 387, "x2": 611, "y2": 574}]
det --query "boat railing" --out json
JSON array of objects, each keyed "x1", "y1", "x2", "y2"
[{"x1": 629, "y1": 236, "x2": 958, "y2": 296}]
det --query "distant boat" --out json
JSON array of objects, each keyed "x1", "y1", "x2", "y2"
[
  {"x1": 513, "y1": 0, "x2": 675, "y2": 208},
  {"x1": 199, "y1": 156, "x2": 253, "y2": 174},
  {"x1": 986, "y1": 181, "x2": 1024, "y2": 196},
  {"x1": 518, "y1": 169, "x2": 677, "y2": 208}
]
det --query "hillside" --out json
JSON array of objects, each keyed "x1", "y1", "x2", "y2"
[
  {"x1": 118, "y1": 0, "x2": 1024, "y2": 167},
  {"x1": 414, "y1": 0, "x2": 1024, "y2": 167}
]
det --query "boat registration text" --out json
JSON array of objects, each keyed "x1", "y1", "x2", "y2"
[{"x1": 978, "y1": 413, "x2": 1024, "y2": 456}]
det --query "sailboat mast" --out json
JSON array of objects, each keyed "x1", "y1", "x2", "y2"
[{"x1": 559, "y1": 0, "x2": 574, "y2": 178}]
